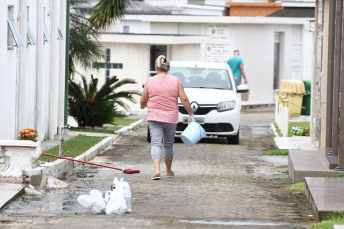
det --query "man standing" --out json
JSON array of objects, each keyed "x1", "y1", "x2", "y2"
[{"x1": 227, "y1": 49, "x2": 248, "y2": 88}]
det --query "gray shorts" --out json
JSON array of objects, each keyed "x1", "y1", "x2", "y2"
[{"x1": 148, "y1": 121, "x2": 177, "y2": 159}]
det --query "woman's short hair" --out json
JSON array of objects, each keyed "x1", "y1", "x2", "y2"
[{"x1": 155, "y1": 55, "x2": 170, "y2": 72}]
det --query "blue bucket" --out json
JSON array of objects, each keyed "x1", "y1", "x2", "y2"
[{"x1": 180, "y1": 121, "x2": 206, "y2": 146}]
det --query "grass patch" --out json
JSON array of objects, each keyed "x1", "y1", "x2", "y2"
[
  {"x1": 39, "y1": 135, "x2": 106, "y2": 162},
  {"x1": 288, "y1": 121, "x2": 310, "y2": 137},
  {"x1": 273, "y1": 123, "x2": 282, "y2": 137},
  {"x1": 274, "y1": 122, "x2": 310, "y2": 137},
  {"x1": 113, "y1": 117, "x2": 139, "y2": 126},
  {"x1": 69, "y1": 117, "x2": 139, "y2": 134},
  {"x1": 286, "y1": 181, "x2": 305, "y2": 192},
  {"x1": 311, "y1": 212, "x2": 344, "y2": 229},
  {"x1": 265, "y1": 149, "x2": 288, "y2": 156}
]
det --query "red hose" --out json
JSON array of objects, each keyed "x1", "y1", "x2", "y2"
[{"x1": 41, "y1": 152, "x2": 140, "y2": 174}]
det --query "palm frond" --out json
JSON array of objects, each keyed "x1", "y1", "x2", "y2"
[
  {"x1": 90, "y1": 0, "x2": 132, "y2": 30},
  {"x1": 113, "y1": 99, "x2": 130, "y2": 111},
  {"x1": 69, "y1": 7, "x2": 105, "y2": 76},
  {"x1": 96, "y1": 75, "x2": 119, "y2": 101},
  {"x1": 111, "y1": 78, "x2": 137, "y2": 90}
]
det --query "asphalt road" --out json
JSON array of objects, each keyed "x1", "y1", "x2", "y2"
[{"x1": 0, "y1": 106, "x2": 315, "y2": 229}]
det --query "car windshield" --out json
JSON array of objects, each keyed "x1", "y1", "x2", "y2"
[{"x1": 170, "y1": 67, "x2": 233, "y2": 90}]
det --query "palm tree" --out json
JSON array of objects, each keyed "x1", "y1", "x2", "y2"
[
  {"x1": 68, "y1": 74, "x2": 141, "y2": 127},
  {"x1": 90, "y1": 0, "x2": 132, "y2": 30},
  {"x1": 68, "y1": 0, "x2": 140, "y2": 127},
  {"x1": 69, "y1": 0, "x2": 104, "y2": 77},
  {"x1": 69, "y1": 0, "x2": 132, "y2": 76}
]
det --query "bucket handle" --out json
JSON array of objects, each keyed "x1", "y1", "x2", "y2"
[{"x1": 198, "y1": 124, "x2": 204, "y2": 139}]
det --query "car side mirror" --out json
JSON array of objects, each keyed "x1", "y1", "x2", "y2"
[{"x1": 237, "y1": 85, "x2": 249, "y2": 93}]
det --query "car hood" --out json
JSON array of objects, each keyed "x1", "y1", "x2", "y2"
[{"x1": 179, "y1": 88, "x2": 237, "y2": 104}]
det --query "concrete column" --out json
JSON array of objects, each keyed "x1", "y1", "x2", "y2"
[
  {"x1": 278, "y1": 101, "x2": 283, "y2": 131},
  {"x1": 324, "y1": 0, "x2": 335, "y2": 155},
  {"x1": 36, "y1": 0, "x2": 46, "y2": 141},
  {"x1": 275, "y1": 95, "x2": 279, "y2": 124},
  {"x1": 330, "y1": 0, "x2": 342, "y2": 155},
  {"x1": 282, "y1": 102, "x2": 289, "y2": 137},
  {"x1": 18, "y1": 0, "x2": 28, "y2": 131},
  {"x1": 311, "y1": 0, "x2": 319, "y2": 145},
  {"x1": 3, "y1": 2, "x2": 19, "y2": 140},
  {"x1": 0, "y1": 0, "x2": 13, "y2": 139},
  {"x1": 336, "y1": 1, "x2": 344, "y2": 170},
  {"x1": 26, "y1": 1, "x2": 38, "y2": 129},
  {"x1": 48, "y1": 0, "x2": 59, "y2": 140},
  {"x1": 319, "y1": 0, "x2": 333, "y2": 161}
]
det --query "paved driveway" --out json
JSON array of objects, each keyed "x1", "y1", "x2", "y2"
[{"x1": 0, "y1": 106, "x2": 314, "y2": 229}]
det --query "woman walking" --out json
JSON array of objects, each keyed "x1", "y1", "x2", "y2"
[{"x1": 140, "y1": 55, "x2": 194, "y2": 180}]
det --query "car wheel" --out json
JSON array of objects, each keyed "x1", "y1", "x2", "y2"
[
  {"x1": 227, "y1": 130, "x2": 239, "y2": 145},
  {"x1": 147, "y1": 127, "x2": 151, "y2": 142}
]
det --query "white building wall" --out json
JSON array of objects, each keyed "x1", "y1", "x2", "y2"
[
  {"x1": 178, "y1": 23, "x2": 207, "y2": 35},
  {"x1": 84, "y1": 15, "x2": 314, "y2": 112},
  {"x1": 26, "y1": 1, "x2": 38, "y2": 129},
  {"x1": 82, "y1": 43, "x2": 150, "y2": 112},
  {"x1": 151, "y1": 22, "x2": 179, "y2": 34},
  {"x1": 302, "y1": 28, "x2": 314, "y2": 80},
  {"x1": 144, "y1": 0, "x2": 187, "y2": 6},
  {"x1": 2, "y1": 0, "x2": 21, "y2": 140},
  {"x1": 0, "y1": 0, "x2": 66, "y2": 141},
  {"x1": 1, "y1": 1, "x2": 13, "y2": 139},
  {"x1": 119, "y1": 20, "x2": 150, "y2": 34},
  {"x1": 48, "y1": 0, "x2": 61, "y2": 139},
  {"x1": 228, "y1": 24, "x2": 275, "y2": 105},
  {"x1": 171, "y1": 44, "x2": 201, "y2": 61},
  {"x1": 180, "y1": 7, "x2": 226, "y2": 16}
]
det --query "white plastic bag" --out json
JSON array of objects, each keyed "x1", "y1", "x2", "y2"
[
  {"x1": 88, "y1": 189, "x2": 106, "y2": 214},
  {"x1": 105, "y1": 178, "x2": 127, "y2": 215},
  {"x1": 89, "y1": 189, "x2": 102, "y2": 199},
  {"x1": 105, "y1": 190, "x2": 112, "y2": 203},
  {"x1": 77, "y1": 195, "x2": 95, "y2": 208},
  {"x1": 92, "y1": 197, "x2": 107, "y2": 214}
]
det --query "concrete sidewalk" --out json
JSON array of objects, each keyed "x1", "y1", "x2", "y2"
[
  {"x1": 0, "y1": 184, "x2": 26, "y2": 211},
  {"x1": 271, "y1": 121, "x2": 344, "y2": 221},
  {"x1": 274, "y1": 136, "x2": 316, "y2": 150},
  {"x1": 0, "y1": 119, "x2": 145, "y2": 210}
]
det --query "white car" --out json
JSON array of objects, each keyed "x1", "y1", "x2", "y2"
[{"x1": 170, "y1": 61, "x2": 248, "y2": 144}]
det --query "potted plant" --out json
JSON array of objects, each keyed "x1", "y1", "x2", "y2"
[{"x1": 18, "y1": 128, "x2": 38, "y2": 142}]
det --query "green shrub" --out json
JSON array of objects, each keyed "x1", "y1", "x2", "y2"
[{"x1": 68, "y1": 74, "x2": 141, "y2": 127}]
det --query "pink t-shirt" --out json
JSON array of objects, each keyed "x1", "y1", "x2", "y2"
[{"x1": 147, "y1": 74, "x2": 179, "y2": 124}]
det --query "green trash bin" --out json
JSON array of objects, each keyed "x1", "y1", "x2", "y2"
[{"x1": 301, "y1": 80, "x2": 311, "y2": 116}]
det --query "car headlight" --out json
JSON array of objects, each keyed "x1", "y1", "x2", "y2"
[{"x1": 217, "y1": 100, "x2": 236, "y2": 112}]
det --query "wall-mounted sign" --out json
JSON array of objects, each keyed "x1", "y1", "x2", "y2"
[
  {"x1": 207, "y1": 24, "x2": 230, "y2": 42},
  {"x1": 292, "y1": 44, "x2": 302, "y2": 64},
  {"x1": 206, "y1": 44, "x2": 230, "y2": 62},
  {"x1": 292, "y1": 67, "x2": 302, "y2": 80}
]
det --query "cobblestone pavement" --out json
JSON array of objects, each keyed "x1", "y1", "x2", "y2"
[{"x1": 0, "y1": 106, "x2": 315, "y2": 229}]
